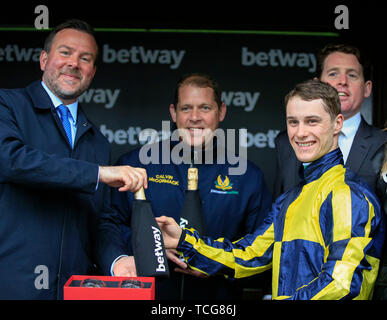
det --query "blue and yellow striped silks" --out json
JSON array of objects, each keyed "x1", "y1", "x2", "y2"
[{"x1": 177, "y1": 149, "x2": 385, "y2": 300}]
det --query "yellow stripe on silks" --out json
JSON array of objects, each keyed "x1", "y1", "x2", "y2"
[
  {"x1": 184, "y1": 224, "x2": 275, "y2": 279},
  {"x1": 232, "y1": 224, "x2": 275, "y2": 278},
  {"x1": 281, "y1": 166, "x2": 344, "y2": 244},
  {"x1": 271, "y1": 241, "x2": 282, "y2": 299},
  {"x1": 331, "y1": 183, "x2": 352, "y2": 242},
  {"x1": 311, "y1": 281, "x2": 338, "y2": 300},
  {"x1": 354, "y1": 254, "x2": 380, "y2": 300},
  {"x1": 311, "y1": 237, "x2": 372, "y2": 300},
  {"x1": 364, "y1": 195, "x2": 375, "y2": 238}
]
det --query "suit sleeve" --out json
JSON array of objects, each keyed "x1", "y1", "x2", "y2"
[
  {"x1": 109, "y1": 151, "x2": 142, "y2": 254},
  {"x1": 95, "y1": 183, "x2": 130, "y2": 275},
  {"x1": 243, "y1": 163, "x2": 273, "y2": 232},
  {"x1": 0, "y1": 92, "x2": 98, "y2": 192},
  {"x1": 273, "y1": 133, "x2": 285, "y2": 199}
]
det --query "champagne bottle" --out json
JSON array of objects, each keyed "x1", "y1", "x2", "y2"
[
  {"x1": 131, "y1": 186, "x2": 169, "y2": 277},
  {"x1": 187, "y1": 168, "x2": 198, "y2": 191},
  {"x1": 134, "y1": 187, "x2": 146, "y2": 200},
  {"x1": 179, "y1": 167, "x2": 206, "y2": 235}
]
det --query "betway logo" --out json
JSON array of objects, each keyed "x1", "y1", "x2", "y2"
[
  {"x1": 152, "y1": 226, "x2": 166, "y2": 273},
  {"x1": 241, "y1": 47, "x2": 316, "y2": 73},
  {"x1": 221, "y1": 91, "x2": 260, "y2": 112},
  {"x1": 0, "y1": 44, "x2": 41, "y2": 62},
  {"x1": 103, "y1": 44, "x2": 185, "y2": 69},
  {"x1": 78, "y1": 88, "x2": 120, "y2": 109}
]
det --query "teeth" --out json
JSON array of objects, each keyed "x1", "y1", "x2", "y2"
[
  {"x1": 338, "y1": 92, "x2": 347, "y2": 96},
  {"x1": 298, "y1": 142, "x2": 314, "y2": 147},
  {"x1": 189, "y1": 128, "x2": 202, "y2": 131}
]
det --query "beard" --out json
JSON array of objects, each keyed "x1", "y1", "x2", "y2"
[{"x1": 43, "y1": 68, "x2": 90, "y2": 101}]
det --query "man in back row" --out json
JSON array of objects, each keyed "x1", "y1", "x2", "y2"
[{"x1": 157, "y1": 79, "x2": 385, "y2": 300}]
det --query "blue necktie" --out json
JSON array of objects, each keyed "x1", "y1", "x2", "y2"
[{"x1": 57, "y1": 104, "x2": 72, "y2": 147}]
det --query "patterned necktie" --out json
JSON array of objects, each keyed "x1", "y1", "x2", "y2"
[{"x1": 57, "y1": 104, "x2": 72, "y2": 147}]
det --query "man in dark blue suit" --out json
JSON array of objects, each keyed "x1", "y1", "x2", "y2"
[{"x1": 0, "y1": 19, "x2": 146, "y2": 299}]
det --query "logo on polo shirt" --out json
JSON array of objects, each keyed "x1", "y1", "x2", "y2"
[{"x1": 210, "y1": 175, "x2": 239, "y2": 195}]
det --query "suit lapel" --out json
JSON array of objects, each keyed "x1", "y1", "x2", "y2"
[
  {"x1": 27, "y1": 81, "x2": 73, "y2": 147},
  {"x1": 74, "y1": 106, "x2": 92, "y2": 147},
  {"x1": 345, "y1": 118, "x2": 371, "y2": 173}
]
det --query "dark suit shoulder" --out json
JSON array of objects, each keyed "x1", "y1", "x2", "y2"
[
  {"x1": 358, "y1": 118, "x2": 387, "y2": 145},
  {"x1": 274, "y1": 130, "x2": 288, "y2": 144}
]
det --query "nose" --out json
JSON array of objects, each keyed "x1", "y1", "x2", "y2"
[
  {"x1": 337, "y1": 73, "x2": 347, "y2": 86},
  {"x1": 189, "y1": 107, "x2": 201, "y2": 122},
  {"x1": 67, "y1": 54, "x2": 79, "y2": 68},
  {"x1": 295, "y1": 123, "x2": 308, "y2": 139}
]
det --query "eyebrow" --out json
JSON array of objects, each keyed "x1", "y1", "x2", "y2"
[
  {"x1": 286, "y1": 115, "x2": 322, "y2": 120},
  {"x1": 57, "y1": 44, "x2": 95, "y2": 57},
  {"x1": 326, "y1": 67, "x2": 361, "y2": 74},
  {"x1": 178, "y1": 103, "x2": 215, "y2": 108}
]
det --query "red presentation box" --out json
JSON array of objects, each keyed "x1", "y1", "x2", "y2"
[{"x1": 64, "y1": 275, "x2": 155, "y2": 300}]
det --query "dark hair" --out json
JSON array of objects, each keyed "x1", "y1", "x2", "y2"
[
  {"x1": 173, "y1": 73, "x2": 223, "y2": 108},
  {"x1": 317, "y1": 43, "x2": 371, "y2": 81},
  {"x1": 43, "y1": 19, "x2": 97, "y2": 62},
  {"x1": 285, "y1": 79, "x2": 341, "y2": 120}
]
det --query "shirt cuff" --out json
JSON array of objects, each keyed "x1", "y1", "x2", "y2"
[
  {"x1": 96, "y1": 167, "x2": 100, "y2": 191},
  {"x1": 177, "y1": 229, "x2": 187, "y2": 250}
]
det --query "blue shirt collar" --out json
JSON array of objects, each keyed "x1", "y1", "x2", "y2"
[
  {"x1": 41, "y1": 81, "x2": 78, "y2": 123},
  {"x1": 341, "y1": 112, "x2": 361, "y2": 138}
]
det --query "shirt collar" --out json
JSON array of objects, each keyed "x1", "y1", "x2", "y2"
[
  {"x1": 341, "y1": 112, "x2": 361, "y2": 138},
  {"x1": 301, "y1": 148, "x2": 344, "y2": 184},
  {"x1": 41, "y1": 81, "x2": 78, "y2": 123}
]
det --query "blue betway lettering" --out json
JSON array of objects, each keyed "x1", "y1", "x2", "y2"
[
  {"x1": 103, "y1": 44, "x2": 185, "y2": 69},
  {"x1": 78, "y1": 88, "x2": 120, "y2": 109},
  {"x1": 151, "y1": 226, "x2": 166, "y2": 272},
  {"x1": 221, "y1": 91, "x2": 260, "y2": 112},
  {"x1": 0, "y1": 45, "x2": 41, "y2": 62},
  {"x1": 241, "y1": 47, "x2": 316, "y2": 73}
]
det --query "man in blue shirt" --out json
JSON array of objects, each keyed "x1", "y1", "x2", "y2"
[{"x1": 0, "y1": 19, "x2": 146, "y2": 299}]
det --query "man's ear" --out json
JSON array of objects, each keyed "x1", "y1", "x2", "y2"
[
  {"x1": 39, "y1": 50, "x2": 48, "y2": 72},
  {"x1": 363, "y1": 80, "x2": 372, "y2": 99},
  {"x1": 218, "y1": 102, "x2": 227, "y2": 122},
  {"x1": 169, "y1": 104, "x2": 177, "y2": 122},
  {"x1": 334, "y1": 113, "x2": 344, "y2": 135}
]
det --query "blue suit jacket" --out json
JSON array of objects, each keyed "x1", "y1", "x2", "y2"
[{"x1": 0, "y1": 81, "x2": 125, "y2": 299}]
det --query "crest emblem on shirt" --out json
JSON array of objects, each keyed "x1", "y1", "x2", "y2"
[
  {"x1": 214, "y1": 175, "x2": 233, "y2": 190},
  {"x1": 210, "y1": 175, "x2": 238, "y2": 195}
]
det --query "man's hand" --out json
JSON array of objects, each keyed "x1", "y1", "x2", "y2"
[
  {"x1": 112, "y1": 256, "x2": 137, "y2": 277},
  {"x1": 155, "y1": 216, "x2": 182, "y2": 249},
  {"x1": 99, "y1": 166, "x2": 147, "y2": 192}
]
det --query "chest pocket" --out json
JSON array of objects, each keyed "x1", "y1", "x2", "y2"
[{"x1": 147, "y1": 174, "x2": 183, "y2": 218}]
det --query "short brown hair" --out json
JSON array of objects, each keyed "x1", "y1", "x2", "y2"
[
  {"x1": 173, "y1": 73, "x2": 222, "y2": 108},
  {"x1": 317, "y1": 43, "x2": 371, "y2": 81},
  {"x1": 43, "y1": 19, "x2": 98, "y2": 64},
  {"x1": 285, "y1": 79, "x2": 341, "y2": 120}
]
